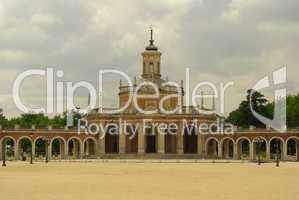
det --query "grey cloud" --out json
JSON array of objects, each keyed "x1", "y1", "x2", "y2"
[{"x1": 0, "y1": 0, "x2": 298, "y2": 117}]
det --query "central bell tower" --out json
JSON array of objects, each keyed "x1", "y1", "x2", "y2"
[{"x1": 141, "y1": 27, "x2": 162, "y2": 80}]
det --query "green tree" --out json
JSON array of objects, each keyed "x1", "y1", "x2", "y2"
[
  {"x1": 227, "y1": 89, "x2": 270, "y2": 128},
  {"x1": 267, "y1": 94, "x2": 299, "y2": 128},
  {"x1": 4, "y1": 113, "x2": 49, "y2": 129},
  {"x1": 0, "y1": 108, "x2": 8, "y2": 128},
  {"x1": 50, "y1": 115, "x2": 66, "y2": 128}
]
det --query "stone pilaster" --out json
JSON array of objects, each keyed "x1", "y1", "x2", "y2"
[
  {"x1": 98, "y1": 126, "x2": 105, "y2": 155},
  {"x1": 119, "y1": 124, "x2": 126, "y2": 154},
  {"x1": 157, "y1": 129, "x2": 165, "y2": 154},
  {"x1": 138, "y1": 122, "x2": 144, "y2": 154},
  {"x1": 176, "y1": 121, "x2": 184, "y2": 154}
]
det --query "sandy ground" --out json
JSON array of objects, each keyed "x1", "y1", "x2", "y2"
[{"x1": 0, "y1": 161, "x2": 298, "y2": 200}]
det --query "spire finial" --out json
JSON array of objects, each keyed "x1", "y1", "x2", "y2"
[
  {"x1": 145, "y1": 25, "x2": 158, "y2": 51},
  {"x1": 149, "y1": 25, "x2": 154, "y2": 45}
]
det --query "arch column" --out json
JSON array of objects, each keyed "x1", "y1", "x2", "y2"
[
  {"x1": 96, "y1": 123, "x2": 105, "y2": 156},
  {"x1": 266, "y1": 142, "x2": 270, "y2": 160},
  {"x1": 283, "y1": 140, "x2": 287, "y2": 161},
  {"x1": 197, "y1": 134, "x2": 203, "y2": 156},
  {"x1": 47, "y1": 142, "x2": 51, "y2": 160},
  {"x1": 249, "y1": 142, "x2": 254, "y2": 160},
  {"x1": 73, "y1": 141, "x2": 78, "y2": 157},
  {"x1": 0, "y1": 140, "x2": 2, "y2": 160},
  {"x1": 80, "y1": 141, "x2": 84, "y2": 159},
  {"x1": 64, "y1": 142, "x2": 69, "y2": 159},
  {"x1": 297, "y1": 141, "x2": 299, "y2": 161},
  {"x1": 31, "y1": 143, "x2": 36, "y2": 161},
  {"x1": 217, "y1": 141, "x2": 222, "y2": 158},
  {"x1": 212, "y1": 140, "x2": 217, "y2": 157},
  {"x1": 223, "y1": 141, "x2": 228, "y2": 158},
  {"x1": 233, "y1": 143, "x2": 238, "y2": 159},
  {"x1": 96, "y1": 138, "x2": 103, "y2": 156},
  {"x1": 14, "y1": 142, "x2": 19, "y2": 160},
  {"x1": 85, "y1": 141, "x2": 90, "y2": 156},
  {"x1": 99, "y1": 132, "x2": 105, "y2": 155},
  {"x1": 223, "y1": 140, "x2": 234, "y2": 159}
]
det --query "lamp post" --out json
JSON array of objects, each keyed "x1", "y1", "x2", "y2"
[
  {"x1": 275, "y1": 141, "x2": 280, "y2": 167},
  {"x1": 2, "y1": 138, "x2": 6, "y2": 167},
  {"x1": 43, "y1": 136, "x2": 51, "y2": 163},
  {"x1": 29, "y1": 133, "x2": 34, "y2": 164}
]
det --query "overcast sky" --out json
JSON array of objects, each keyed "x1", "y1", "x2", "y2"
[{"x1": 0, "y1": 0, "x2": 298, "y2": 117}]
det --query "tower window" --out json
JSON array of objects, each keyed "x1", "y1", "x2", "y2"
[{"x1": 149, "y1": 62, "x2": 154, "y2": 73}]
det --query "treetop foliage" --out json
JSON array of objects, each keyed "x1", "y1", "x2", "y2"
[{"x1": 227, "y1": 89, "x2": 299, "y2": 128}]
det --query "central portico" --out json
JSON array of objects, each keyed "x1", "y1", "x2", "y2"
[{"x1": 86, "y1": 28, "x2": 216, "y2": 158}]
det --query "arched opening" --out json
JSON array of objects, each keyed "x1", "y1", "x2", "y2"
[
  {"x1": 18, "y1": 137, "x2": 32, "y2": 161},
  {"x1": 222, "y1": 138, "x2": 234, "y2": 159},
  {"x1": 253, "y1": 137, "x2": 267, "y2": 160},
  {"x1": 125, "y1": 125, "x2": 138, "y2": 153},
  {"x1": 105, "y1": 126, "x2": 119, "y2": 154},
  {"x1": 270, "y1": 138, "x2": 283, "y2": 160},
  {"x1": 206, "y1": 138, "x2": 218, "y2": 158},
  {"x1": 183, "y1": 125, "x2": 197, "y2": 154},
  {"x1": 237, "y1": 138, "x2": 250, "y2": 159},
  {"x1": 286, "y1": 138, "x2": 298, "y2": 160},
  {"x1": 68, "y1": 138, "x2": 81, "y2": 159},
  {"x1": 2, "y1": 137, "x2": 15, "y2": 160},
  {"x1": 84, "y1": 138, "x2": 96, "y2": 158},
  {"x1": 51, "y1": 138, "x2": 66, "y2": 159},
  {"x1": 165, "y1": 125, "x2": 177, "y2": 154},
  {"x1": 35, "y1": 138, "x2": 46, "y2": 159},
  {"x1": 145, "y1": 125, "x2": 157, "y2": 153}
]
